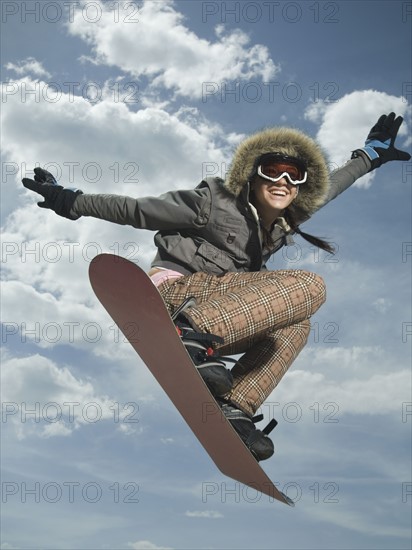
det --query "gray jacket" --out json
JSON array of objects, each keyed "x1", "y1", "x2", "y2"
[{"x1": 71, "y1": 155, "x2": 371, "y2": 275}]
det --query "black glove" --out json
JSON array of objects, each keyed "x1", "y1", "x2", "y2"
[
  {"x1": 351, "y1": 112, "x2": 411, "y2": 170},
  {"x1": 22, "y1": 168, "x2": 83, "y2": 219}
]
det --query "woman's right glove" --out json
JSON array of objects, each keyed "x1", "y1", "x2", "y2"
[{"x1": 22, "y1": 167, "x2": 83, "y2": 219}]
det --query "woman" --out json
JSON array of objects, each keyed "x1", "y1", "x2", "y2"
[{"x1": 22, "y1": 113, "x2": 410, "y2": 461}]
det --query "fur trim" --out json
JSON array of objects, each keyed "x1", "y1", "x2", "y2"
[{"x1": 225, "y1": 127, "x2": 330, "y2": 218}]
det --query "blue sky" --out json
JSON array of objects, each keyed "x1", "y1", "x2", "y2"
[{"x1": 1, "y1": 1, "x2": 411, "y2": 549}]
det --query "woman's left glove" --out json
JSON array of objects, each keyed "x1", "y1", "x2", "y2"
[
  {"x1": 22, "y1": 167, "x2": 83, "y2": 219},
  {"x1": 351, "y1": 112, "x2": 411, "y2": 170}
]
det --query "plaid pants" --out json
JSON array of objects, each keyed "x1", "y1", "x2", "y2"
[{"x1": 158, "y1": 270, "x2": 326, "y2": 417}]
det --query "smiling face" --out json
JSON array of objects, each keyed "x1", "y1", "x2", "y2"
[
  {"x1": 251, "y1": 175, "x2": 298, "y2": 229},
  {"x1": 248, "y1": 153, "x2": 306, "y2": 229}
]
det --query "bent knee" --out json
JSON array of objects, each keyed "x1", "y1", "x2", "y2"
[
  {"x1": 294, "y1": 270, "x2": 327, "y2": 313},
  {"x1": 309, "y1": 272, "x2": 326, "y2": 314},
  {"x1": 311, "y1": 272, "x2": 326, "y2": 303},
  {"x1": 292, "y1": 269, "x2": 325, "y2": 293}
]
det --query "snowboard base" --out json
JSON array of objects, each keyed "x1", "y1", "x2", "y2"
[{"x1": 89, "y1": 254, "x2": 294, "y2": 506}]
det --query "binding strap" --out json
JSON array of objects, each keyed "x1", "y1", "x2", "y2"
[
  {"x1": 171, "y1": 297, "x2": 197, "y2": 321},
  {"x1": 172, "y1": 296, "x2": 225, "y2": 346},
  {"x1": 178, "y1": 328, "x2": 224, "y2": 346},
  {"x1": 262, "y1": 418, "x2": 278, "y2": 435}
]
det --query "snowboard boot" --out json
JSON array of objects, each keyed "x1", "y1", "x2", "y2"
[
  {"x1": 219, "y1": 400, "x2": 276, "y2": 461},
  {"x1": 172, "y1": 298, "x2": 234, "y2": 398}
]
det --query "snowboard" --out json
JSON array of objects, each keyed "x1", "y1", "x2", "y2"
[{"x1": 89, "y1": 253, "x2": 294, "y2": 506}]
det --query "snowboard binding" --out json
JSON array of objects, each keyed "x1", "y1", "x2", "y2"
[
  {"x1": 172, "y1": 298, "x2": 277, "y2": 461},
  {"x1": 172, "y1": 297, "x2": 234, "y2": 397},
  {"x1": 218, "y1": 400, "x2": 277, "y2": 461}
]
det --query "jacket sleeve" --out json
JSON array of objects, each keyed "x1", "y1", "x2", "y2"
[
  {"x1": 319, "y1": 153, "x2": 371, "y2": 208},
  {"x1": 70, "y1": 186, "x2": 211, "y2": 230},
  {"x1": 294, "y1": 153, "x2": 371, "y2": 224}
]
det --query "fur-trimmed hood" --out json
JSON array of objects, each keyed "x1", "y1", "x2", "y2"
[{"x1": 224, "y1": 127, "x2": 330, "y2": 219}]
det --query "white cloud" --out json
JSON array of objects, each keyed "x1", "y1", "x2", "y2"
[
  {"x1": 128, "y1": 542, "x2": 172, "y2": 550},
  {"x1": 266, "y1": 349, "x2": 411, "y2": 417},
  {"x1": 372, "y1": 297, "x2": 392, "y2": 313},
  {"x1": 67, "y1": 0, "x2": 279, "y2": 99},
  {"x1": 0, "y1": 276, "x2": 129, "y2": 363},
  {"x1": 304, "y1": 90, "x2": 411, "y2": 188},
  {"x1": 306, "y1": 498, "x2": 412, "y2": 539},
  {"x1": 1, "y1": 74, "x2": 237, "y2": 366},
  {"x1": 0, "y1": 71, "x2": 246, "y2": 438},
  {"x1": 160, "y1": 437, "x2": 174, "y2": 444},
  {"x1": 280, "y1": 254, "x2": 411, "y2": 348},
  {"x1": 5, "y1": 57, "x2": 51, "y2": 78},
  {"x1": 185, "y1": 510, "x2": 223, "y2": 519},
  {"x1": 1, "y1": 75, "x2": 231, "y2": 217},
  {"x1": 1, "y1": 352, "x2": 124, "y2": 438}
]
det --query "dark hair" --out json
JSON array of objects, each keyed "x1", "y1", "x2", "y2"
[
  {"x1": 284, "y1": 210, "x2": 336, "y2": 255},
  {"x1": 248, "y1": 189, "x2": 336, "y2": 255}
]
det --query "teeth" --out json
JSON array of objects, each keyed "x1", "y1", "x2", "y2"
[{"x1": 270, "y1": 190, "x2": 286, "y2": 196}]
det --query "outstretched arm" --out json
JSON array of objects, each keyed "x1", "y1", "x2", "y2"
[
  {"x1": 318, "y1": 112, "x2": 410, "y2": 209},
  {"x1": 22, "y1": 168, "x2": 211, "y2": 230}
]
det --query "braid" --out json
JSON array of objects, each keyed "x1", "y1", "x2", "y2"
[
  {"x1": 248, "y1": 186, "x2": 336, "y2": 255},
  {"x1": 285, "y1": 211, "x2": 336, "y2": 255},
  {"x1": 294, "y1": 227, "x2": 336, "y2": 254}
]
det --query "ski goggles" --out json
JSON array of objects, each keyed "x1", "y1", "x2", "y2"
[{"x1": 256, "y1": 154, "x2": 307, "y2": 186}]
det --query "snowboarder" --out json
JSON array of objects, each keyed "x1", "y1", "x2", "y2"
[{"x1": 22, "y1": 112, "x2": 410, "y2": 461}]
